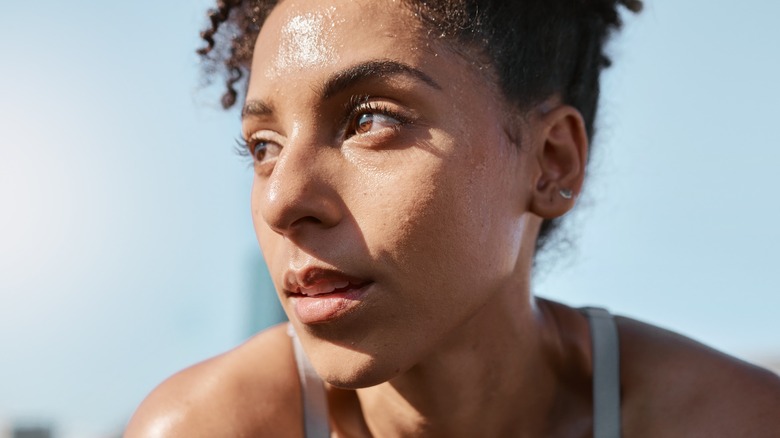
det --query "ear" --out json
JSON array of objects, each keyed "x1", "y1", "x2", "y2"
[{"x1": 529, "y1": 104, "x2": 589, "y2": 219}]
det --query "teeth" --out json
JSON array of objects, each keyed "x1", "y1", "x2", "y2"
[{"x1": 298, "y1": 280, "x2": 354, "y2": 296}]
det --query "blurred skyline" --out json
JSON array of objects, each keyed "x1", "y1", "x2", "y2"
[{"x1": 1, "y1": 0, "x2": 779, "y2": 435}]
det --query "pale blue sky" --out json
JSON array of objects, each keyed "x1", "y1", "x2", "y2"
[{"x1": 1, "y1": 0, "x2": 778, "y2": 435}]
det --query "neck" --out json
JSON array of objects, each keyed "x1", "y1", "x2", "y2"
[{"x1": 354, "y1": 291, "x2": 590, "y2": 437}]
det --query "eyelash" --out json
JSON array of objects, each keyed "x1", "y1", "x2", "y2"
[
  {"x1": 238, "y1": 94, "x2": 412, "y2": 162},
  {"x1": 235, "y1": 137, "x2": 256, "y2": 163},
  {"x1": 236, "y1": 127, "x2": 280, "y2": 165},
  {"x1": 343, "y1": 94, "x2": 412, "y2": 138}
]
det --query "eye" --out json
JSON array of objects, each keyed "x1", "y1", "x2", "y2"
[
  {"x1": 252, "y1": 140, "x2": 270, "y2": 161},
  {"x1": 353, "y1": 112, "x2": 401, "y2": 136},
  {"x1": 239, "y1": 132, "x2": 282, "y2": 164},
  {"x1": 344, "y1": 99, "x2": 413, "y2": 142}
]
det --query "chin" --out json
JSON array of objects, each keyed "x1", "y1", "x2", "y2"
[{"x1": 308, "y1": 342, "x2": 407, "y2": 389}]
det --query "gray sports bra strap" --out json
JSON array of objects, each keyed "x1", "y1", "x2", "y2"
[
  {"x1": 288, "y1": 325, "x2": 331, "y2": 438},
  {"x1": 582, "y1": 307, "x2": 622, "y2": 438}
]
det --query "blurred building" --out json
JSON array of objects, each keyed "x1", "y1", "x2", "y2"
[
  {"x1": 0, "y1": 422, "x2": 53, "y2": 438},
  {"x1": 13, "y1": 427, "x2": 51, "y2": 438}
]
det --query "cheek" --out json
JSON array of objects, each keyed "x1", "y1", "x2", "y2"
[
  {"x1": 443, "y1": 155, "x2": 519, "y2": 275},
  {"x1": 346, "y1": 150, "x2": 443, "y2": 267},
  {"x1": 464, "y1": 140, "x2": 523, "y2": 247},
  {"x1": 354, "y1": 137, "x2": 520, "y2": 283}
]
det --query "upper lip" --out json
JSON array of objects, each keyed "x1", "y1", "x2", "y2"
[{"x1": 283, "y1": 267, "x2": 371, "y2": 297}]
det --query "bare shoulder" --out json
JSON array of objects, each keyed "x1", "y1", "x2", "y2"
[
  {"x1": 125, "y1": 323, "x2": 303, "y2": 437},
  {"x1": 617, "y1": 315, "x2": 780, "y2": 437}
]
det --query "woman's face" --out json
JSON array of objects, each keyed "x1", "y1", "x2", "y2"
[{"x1": 245, "y1": 0, "x2": 538, "y2": 387}]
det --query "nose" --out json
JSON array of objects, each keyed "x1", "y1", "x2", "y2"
[{"x1": 258, "y1": 138, "x2": 343, "y2": 237}]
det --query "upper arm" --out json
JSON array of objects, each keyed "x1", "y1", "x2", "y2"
[
  {"x1": 692, "y1": 361, "x2": 780, "y2": 436},
  {"x1": 125, "y1": 324, "x2": 303, "y2": 437},
  {"x1": 618, "y1": 316, "x2": 780, "y2": 437}
]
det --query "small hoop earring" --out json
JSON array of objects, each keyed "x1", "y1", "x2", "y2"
[{"x1": 559, "y1": 189, "x2": 573, "y2": 199}]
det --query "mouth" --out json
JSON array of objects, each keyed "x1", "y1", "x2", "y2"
[
  {"x1": 287, "y1": 279, "x2": 371, "y2": 297},
  {"x1": 284, "y1": 269, "x2": 373, "y2": 324}
]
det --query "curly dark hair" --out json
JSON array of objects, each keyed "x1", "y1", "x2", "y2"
[{"x1": 198, "y1": 0, "x2": 643, "y2": 255}]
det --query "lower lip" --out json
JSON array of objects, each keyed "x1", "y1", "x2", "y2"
[{"x1": 291, "y1": 284, "x2": 371, "y2": 324}]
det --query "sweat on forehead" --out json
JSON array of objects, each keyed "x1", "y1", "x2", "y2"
[
  {"x1": 262, "y1": 4, "x2": 341, "y2": 77},
  {"x1": 254, "y1": 0, "x2": 430, "y2": 82}
]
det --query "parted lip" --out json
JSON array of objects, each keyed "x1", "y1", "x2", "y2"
[{"x1": 283, "y1": 267, "x2": 372, "y2": 297}]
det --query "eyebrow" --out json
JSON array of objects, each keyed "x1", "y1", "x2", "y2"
[
  {"x1": 321, "y1": 59, "x2": 442, "y2": 99},
  {"x1": 241, "y1": 59, "x2": 442, "y2": 119},
  {"x1": 241, "y1": 100, "x2": 274, "y2": 119}
]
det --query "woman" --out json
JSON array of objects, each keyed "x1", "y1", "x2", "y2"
[{"x1": 127, "y1": 0, "x2": 780, "y2": 436}]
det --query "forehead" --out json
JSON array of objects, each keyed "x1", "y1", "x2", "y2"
[
  {"x1": 264, "y1": 3, "x2": 342, "y2": 75},
  {"x1": 251, "y1": 0, "x2": 429, "y2": 86}
]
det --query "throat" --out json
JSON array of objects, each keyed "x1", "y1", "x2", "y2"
[
  {"x1": 350, "y1": 307, "x2": 561, "y2": 436},
  {"x1": 337, "y1": 299, "x2": 594, "y2": 438}
]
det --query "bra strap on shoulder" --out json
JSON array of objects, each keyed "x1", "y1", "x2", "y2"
[
  {"x1": 289, "y1": 324, "x2": 332, "y2": 438},
  {"x1": 581, "y1": 307, "x2": 622, "y2": 438}
]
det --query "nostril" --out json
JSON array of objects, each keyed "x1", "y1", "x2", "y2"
[{"x1": 289, "y1": 216, "x2": 323, "y2": 229}]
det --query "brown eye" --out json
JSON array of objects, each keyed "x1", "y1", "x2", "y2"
[
  {"x1": 253, "y1": 141, "x2": 269, "y2": 161},
  {"x1": 356, "y1": 113, "x2": 374, "y2": 134},
  {"x1": 246, "y1": 136, "x2": 282, "y2": 163},
  {"x1": 350, "y1": 112, "x2": 400, "y2": 137}
]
